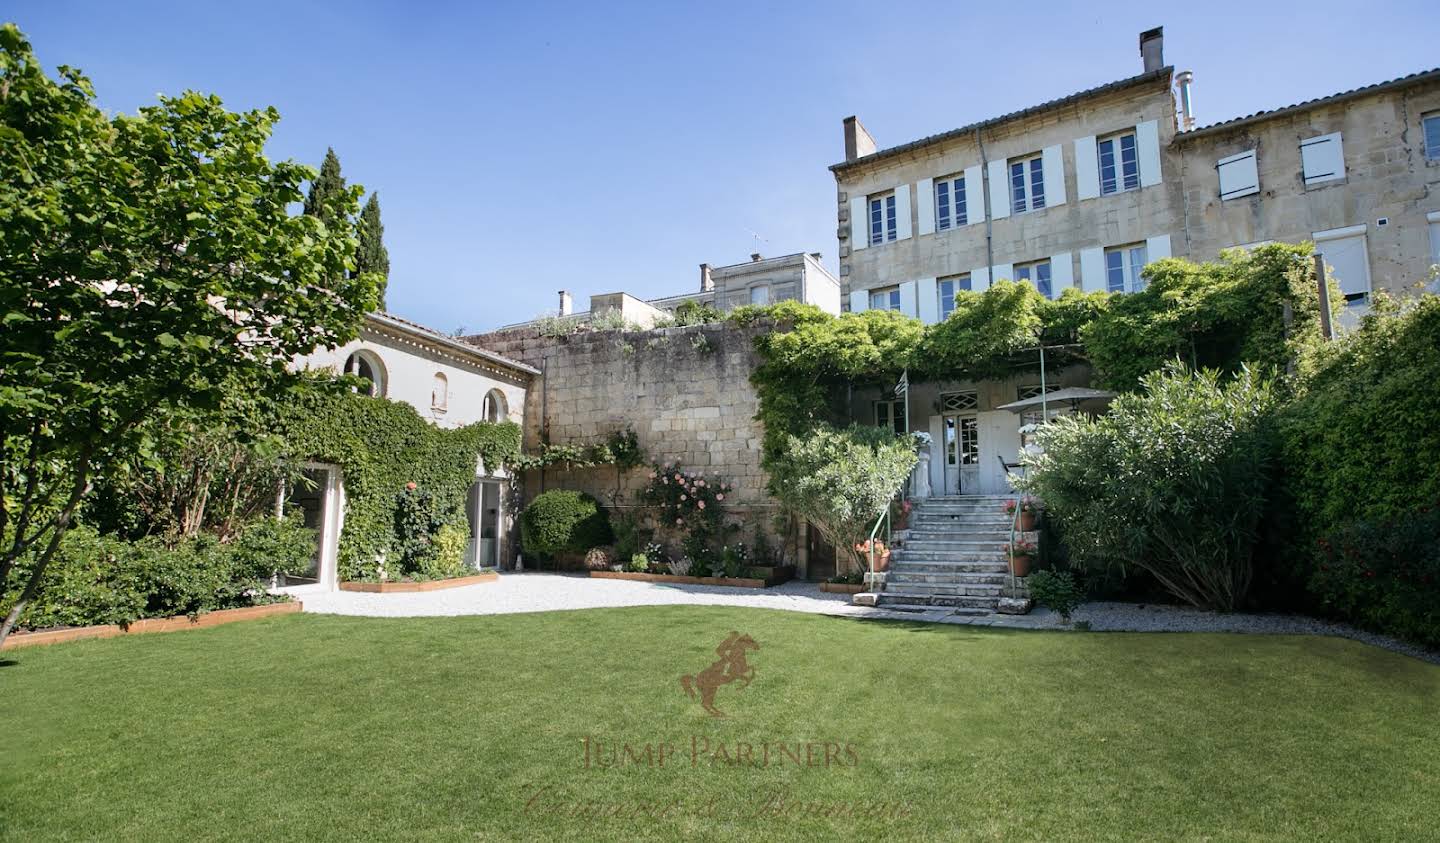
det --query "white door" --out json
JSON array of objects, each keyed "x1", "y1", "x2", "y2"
[
  {"x1": 467, "y1": 480, "x2": 502, "y2": 568},
  {"x1": 942, "y1": 413, "x2": 981, "y2": 494}
]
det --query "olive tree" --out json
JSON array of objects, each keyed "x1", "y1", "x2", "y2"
[{"x1": 0, "y1": 26, "x2": 379, "y2": 645}]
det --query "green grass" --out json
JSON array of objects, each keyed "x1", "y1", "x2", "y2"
[{"x1": 2, "y1": 608, "x2": 1437, "y2": 842}]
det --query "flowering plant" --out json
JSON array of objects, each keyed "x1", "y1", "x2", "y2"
[
  {"x1": 1005, "y1": 495, "x2": 1043, "y2": 515},
  {"x1": 641, "y1": 462, "x2": 729, "y2": 531},
  {"x1": 1006, "y1": 538, "x2": 1038, "y2": 556},
  {"x1": 853, "y1": 539, "x2": 889, "y2": 557}
]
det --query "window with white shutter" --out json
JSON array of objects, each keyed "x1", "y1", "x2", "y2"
[
  {"x1": 934, "y1": 174, "x2": 969, "y2": 231},
  {"x1": 1217, "y1": 150, "x2": 1259, "y2": 200},
  {"x1": 1014, "y1": 259, "x2": 1053, "y2": 298},
  {"x1": 1104, "y1": 243, "x2": 1149, "y2": 293},
  {"x1": 869, "y1": 193, "x2": 898, "y2": 245},
  {"x1": 1098, "y1": 131, "x2": 1140, "y2": 195},
  {"x1": 1300, "y1": 133, "x2": 1345, "y2": 186},
  {"x1": 1313, "y1": 227, "x2": 1371, "y2": 305},
  {"x1": 869, "y1": 286, "x2": 901, "y2": 311},
  {"x1": 1424, "y1": 114, "x2": 1440, "y2": 160},
  {"x1": 937, "y1": 274, "x2": 970, "y2": 321},
  {"x1": 1009, "y1": 154, "x2": 1045, "y2": 213}
]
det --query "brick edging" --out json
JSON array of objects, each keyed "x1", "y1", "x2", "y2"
[
  {"x1": 338, "y1": 571, "x2": 500, "y2": 593},
  {"x1": 1, "y1": 601, "x2": 302, "y2": 651}
]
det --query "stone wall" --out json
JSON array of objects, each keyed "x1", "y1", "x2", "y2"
[{"x1": 468, "y1": 321, "x2": 795, "y2": 566}]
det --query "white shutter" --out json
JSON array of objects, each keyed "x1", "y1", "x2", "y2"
[
  {"x1": 1080, "y1": 247, "x2": 1106, "y2": 293},
  {"x1": 987, "y1": 160, "x2": 1010, "y2": 219},
  {"x1": 916, "y1": 277, "x2": 939, "y2": 324},
  {"x1": 1217, "y1": 150, "x2": 1259, "y2": 200},
  {"x1": 1136, "y1": 120, "x2": 1162, "y2": 187},
  {"x1": 1314, "y1": 227, "x2": 1371, "y2": 298},
  {"x1": 963, "y1": 165, "x2": 983, "y2": 225},
  {"x1": 1041, "y1": 145, "x2": 1066, "y2": 207},
  {"x1": 849, "y1": 289, "x2": 868, "y2": 313},
  {"x1": 1050, "y1": 252, "x2": 1074, "y2": 295},
  {"x1": 991, "y1": 263, "x2": 1014, "y2": 285},
  {"x1": 898, "y1": 280, "x2": 918, "y2": 317},
  {"x1": 971, "y1": 266, "x2": 992, "y2": 292},
  {"x1": 1145, "y1": 234, "x2": 1172, "y2": 262},
  {"x1": 893, "y1": 184, "x2": 912, "y2": 240},
  {"x1": 1074, "y1": 135, "x2": 1100, "y2": 200},
  {"x1": 1301, "y1": 133, "x2": 1345, "y2": 186},
  {"x1": 850, "y1": 196, "x2": 869, "y2": 250},
  {"x1": 916, "y1": 178, "x2": 935, "y2": 236}
]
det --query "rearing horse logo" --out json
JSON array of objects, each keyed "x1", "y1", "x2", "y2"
[{"x1": 680, "y1": 631, "x2": 760, "y2": 718}]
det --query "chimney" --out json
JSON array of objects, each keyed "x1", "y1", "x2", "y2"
[
  {"x1": 842, "y1": 115, "x2": 878, "y2": 162},
  {"x1": 699, "y1": 263, "x2": 714, "y2": 292},
  {"x1": 558, "y1": 290, "x2": 572, "y2": 316},
  {"x1": 1139, "y1": 27, "x2": 1164, "y2": 73},
  {"x1": 1175, "y1": 70, "x2": 1196, "y2": 131},
  {"x1": 750, "y1": 252, "x2": 763, "y2": 263}
]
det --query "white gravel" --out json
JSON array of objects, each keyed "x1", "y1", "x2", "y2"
[{"x1": 299, "y1": 573, "x2": 1439, "y2": 665}]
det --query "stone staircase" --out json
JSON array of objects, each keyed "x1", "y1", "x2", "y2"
[{"x1": 872, "y1": 495, "x2": 1016, "y2": 614}]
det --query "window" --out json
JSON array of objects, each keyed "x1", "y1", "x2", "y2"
[
  {"x1": 940, "y1": 391, "x2": 978, "y2": 412},
  {"x1": 1104, "y1": 244, "x2": 1149, "y2": 293},
  {"x1": 724, "y1": 291, "x2": 748, "y2": 310},
  {"x1": 1098, "y1": 131, "x2": 1140, "y2": 195},
  {"x1": 430, "y1": 372, "x2": 448, "y2": 412},
  {"x1": 937, "y1": 274, "x2": 970, "y2": 321},
  {"x1": 944, "y1": 416, "x2": 980, "y2": 467},
  {"x1": 1017, "y1": 383, "x2": 1062, "y2": 401},
  {"x1": 869, "y1": 194, "x2": 897, "y2": 245},
  {"x1": 749, "y1": 285, "x2": 770, "y2": 306},
  {"x1": 1425, "y1": 114, "x2": 1440, "y2": 160},
  {"x1": 935, "y1": 175, "x2": 968, "y2": 230},
  {"x1": 343, "y1": 351, "x2": 386, "y2": 397},
  {"x1": 874, "y1": 399, "x2": 907, "y2": 434},
  {"x1": 1014, "y1": 260, "x2": 1053, "y2": 298},
  {"x1": 772, "y1": 281, "x2": 798, "y2": 302},
  {"x1": 1300, "y1": 133, "x2": 1345, "y2": 186},
  {"x1": 1217, "y1": 149, "x2": 1259, "y2": 200},
  {"x1": 869, "y1": 286, "x2": 901, "y2": 311},
  {"x1": 1313, "y1": 228, "x2": 1372, "y2": 306},
  {"x1": 1009, "y1": 155, "x2": 1045, "y2": 213},
  {"x1": 482, "y1": 389, "x2": 508, "y2": 423}
]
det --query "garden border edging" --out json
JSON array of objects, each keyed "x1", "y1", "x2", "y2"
[
  {"x1": 338, "y1": 571, "x2": 499, "y2": 593},
  {"x1": 2, "y1": 601, "x2": 302, "y2": 650}
]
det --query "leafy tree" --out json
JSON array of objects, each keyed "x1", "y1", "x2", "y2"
[
  {"x1": 355, "y1": 192, "x2": 390, "y2": 306},
  {"x1": 302, "y1": 146, "x2": 347, "y2": 223},
  {"x1": 1020, "y1": 366, "x2": 1277, "y2": 610},
  {"x1": 0, "y1": 26, "x2": 379, "y2": 645},
  {"x1": 767, "y1": 423, "x2": 917, "y2": 574}
]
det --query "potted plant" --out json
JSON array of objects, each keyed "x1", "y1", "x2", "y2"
[
  {"x1": 892, "y1": 498, "x2": 913, "y2": 531},
  {"x1": 854, "y1": 538, "x2": 890, "y2": 573},
  {"x1": 1004, "y1": 495, "x2": 1043, "y2": 531},
  {"x1": 1005, "y1": 538, "x2": 1038, "y2": 577}
]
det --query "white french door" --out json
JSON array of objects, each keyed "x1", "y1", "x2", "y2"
[{"x1": 942, "y1": 413, "x2": 980, "y2": 495}]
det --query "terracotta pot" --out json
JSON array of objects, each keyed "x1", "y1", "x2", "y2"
[
  {"x1": 1018, "y1": 511, "x2": 1037, "y2": 531},
  {"x1": 872, "y1": 551, "x2": 891, "y2": 573},
  {"x1": 1009, "y1": 554, "x2": 1032, "y2": 577}
]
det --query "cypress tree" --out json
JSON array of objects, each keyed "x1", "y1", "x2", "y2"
[
  {"x1": 303, "y1": 147, "x2": 346, "y2": 224},
  {"x1": 355, "y1": 192, "x2": 391, "y2": 307}
]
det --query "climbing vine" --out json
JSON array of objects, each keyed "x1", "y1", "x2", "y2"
[
  {"x1": 276, "y1": 387, "x2": 522, "y2": 580},
  {"x1": 512, "y1": 427, "x2": 644, "y2": 471}
]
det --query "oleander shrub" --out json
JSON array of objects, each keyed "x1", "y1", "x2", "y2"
[
  {"x1": 520, "y1": 490, "x2": 613, "y2": 564},
  {"x1": 1308, "y1": 505, "x2": 1440, "y2": 647}
]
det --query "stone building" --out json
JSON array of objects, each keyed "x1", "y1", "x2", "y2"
[{"x1": 832, "y1": 26, "x2": 1440, "y2": 496}]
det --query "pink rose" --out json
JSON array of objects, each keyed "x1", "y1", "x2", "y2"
[
  {"x1": 405, "y1": 482, "x2": 417, "y2": 491},
  {"x1": 680, "y1": 494, "x2": 687, "y2": 501},
  {"x1": 697, "y1": 501, "x2": 706, "y2": 510},
  {"x1": 716, "y1": 494, "x2": 724, "y2": 501},
  {"x1": 676, "y1": 518, "x2": 684, "y2": 526},
  {"x1": 674, "y1": 474, "x2": 683, "y2": 482},
  {"x1": 697, "y1": 480, "x2": 706, "y2": 487}
]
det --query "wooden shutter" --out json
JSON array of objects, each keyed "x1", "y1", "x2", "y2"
[
  {"x1": 1136, "y1": 120, "x2": 1162, "y2": 187},
  {"x1": 1145, "y1": 234, "x2": 1172, "y2": 261},
  {"x1": 916, "y1": 277, "x2": 939, "y2": 324},
  {"x1": 1217, "y1": 150, "x2": 1259, "y2": 200},
  {"x1": 894, "y1": 184, "x2": 912, "y2": 240},
  {"x1": 1041, "y1": 145, "x2": 1066, "y2": 207},
  {"x1": 987, "y1": 160, "x2": 1010, "y2": 219},
  {"x1": 849, "y1": 289, "x2": 868, "y2": 313},
  {"x1": 1050, "y1": 252, "x2": 1074, "y2": 294},
  {"x1": 990, "y1": 263, "x2": 1013, "y2": 285},
  {"x1": 850, "y1": 196, "x2": 869, "y2": 250},
  {"x1": 963, "y1": 165, "x2": 983, "y2": 224},
  {"x1": 1074, "y1": 135, "x2": 1100, "y2": 200},
  {"x1": 971, "y1": 265, "x2": 992, "y2": 292},
  {"x1": 916, "y1": 178, "x2": 935, "y2": 236},
  {"x1": 898, "y1": 280, "x2": 918, "y2": 317},
  {"x1": 1313, "y1": 227, "x2": 1371, "y2": 298},
  {"x1": 1079, "y1": 247, "x2": 1106, "y2": 293},
  {"x1": 1301, "y1": 133, "x2": 1345, "y2": 186}
]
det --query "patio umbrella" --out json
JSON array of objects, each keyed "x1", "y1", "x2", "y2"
[{"x1": 995, "y1": 387, "x2": 1117, "y2": 415}]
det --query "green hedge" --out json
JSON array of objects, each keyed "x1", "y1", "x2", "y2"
[
  {"x1": 277, "y1": 389, "x2": 522, "y2": 580},
  {"x1": 520, "y1": 490, "x2": 612, "y2": 563},
  {"x1": 2, "y1": 517, "x2": 313, "y2": 631},
  {"x1": 1308, "y1": 505, "x2": 1440, "y2": 647}
]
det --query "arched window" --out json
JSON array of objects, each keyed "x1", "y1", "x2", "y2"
[
  {"x1": 482, "y1": 389, "x2": 508, "y2": 423},
  {"x1": 343, "y1": 350, "x2": 386, "y2": 397},
  {"x1": 431, "y1": 372, "x2": 449, "y2": 412}
]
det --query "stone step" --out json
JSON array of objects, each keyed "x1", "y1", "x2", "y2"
[
  {"x1": 902, "y1": 532, "x2": 1012, "y2": 542},
  {"x1": 883, "y1": 582, "x2": 1006, "y2": 596},
  {"x1": 888, "y1": 572, "x2": 1009, "y2": 586},
  {"x1": 894, "y1": 541, "x2": 1007, "y2": 552},
  {"x1": 875, "y1": 592, "x2": 1000, "y2": 610},
  {"x1": 889, "y1": 560, "x2": 1011, "y2": 574}
]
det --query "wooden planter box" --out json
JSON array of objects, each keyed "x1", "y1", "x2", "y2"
[
  {"x1": 339, "y1": 571, "x2": 498, "y2": 593},
  {"x1": 2, "y1": 601, "x2": 302, "y2": 651},
  {"x1": 589, "y1": 568, "x2": 791, "y2": 589},
  {"x1": 820, "y1": 582, "x2": 865, "y2": 595}
]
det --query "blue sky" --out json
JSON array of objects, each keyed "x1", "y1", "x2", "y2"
[{"x1": 10, "y1": 1, "x2": 1439, "y2": 331}]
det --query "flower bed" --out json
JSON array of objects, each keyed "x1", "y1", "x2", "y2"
[
  {"x1": 338, "y1": 571, "x2": 498, "y2": 593},
  {"x1": 589, "y1": 565, "x2": 794, "y2": 589},
  {"x1": 1, "y1": 601, "x2": 302, "y2": 650}
]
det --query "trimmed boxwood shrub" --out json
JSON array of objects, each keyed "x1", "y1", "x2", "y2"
[{"x1": 520, "y1": 490, "x2": 613, "y2": 563}]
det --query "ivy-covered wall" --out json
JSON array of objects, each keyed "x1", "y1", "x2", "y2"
[{"x1": 277, "y1": 390, "x2": 521, "y2": 580}]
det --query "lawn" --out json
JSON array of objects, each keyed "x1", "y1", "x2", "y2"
[{"x1": 2, "y1": 607, "x2": 1437, "y2": 841}]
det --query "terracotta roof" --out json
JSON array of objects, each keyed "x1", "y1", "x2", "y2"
[
  {"x1": 1177, "y1": 67, "x2": 1440, "y2": 139},
  {"x1": 366, "y1": 311, "x2": 540, "y2": 375},
  {"x1": 830, "y1": 67, "x2": 1174, "y2": 173}
]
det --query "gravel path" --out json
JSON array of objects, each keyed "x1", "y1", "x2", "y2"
[{"x1": 299, "y1": 573, "x2": 1439, "y2": 665}]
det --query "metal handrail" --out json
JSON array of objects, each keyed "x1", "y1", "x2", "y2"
[
  {"x1": 863, "y1": 475, "x2": 911, "y2": 585},
  {"x1": 1006, "y1": 488, "x2": 1023, "y2": 592}
]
